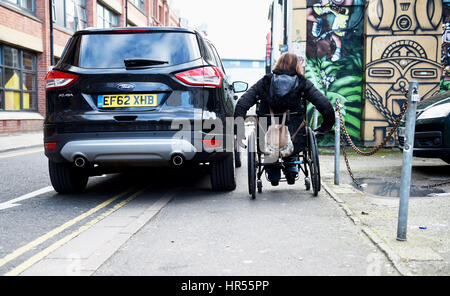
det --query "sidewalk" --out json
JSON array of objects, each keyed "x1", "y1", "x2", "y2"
[
  {"x1": 320, "y1": 150, "x2": 450, "y2": 276},
  {"x1": 0, "y1": 130, "x2": 43, "y2": 153}
]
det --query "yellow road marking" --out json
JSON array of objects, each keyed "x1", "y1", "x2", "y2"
[
  {"x1": 0, "y1": 186, "x2": 135, "y2": 270},
  {"x1": 4, "y1": 187, "x2": 148, "y2": 276},
  {"x1": 0, "y1": 147, "x2": 43, "y2": 159}
]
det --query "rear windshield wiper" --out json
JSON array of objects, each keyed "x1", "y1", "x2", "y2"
[{"x1": 124, "y1": 58, "x2": 168, "y2": 68}]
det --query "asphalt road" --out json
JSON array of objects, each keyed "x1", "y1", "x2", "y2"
[{"x1": 0, "y1": 147, "x2": 398, "y2": 276}]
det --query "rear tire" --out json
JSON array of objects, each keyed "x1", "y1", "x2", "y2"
[
  {"x1": 307, "y1": 127, "x2": 321, "y2": 197},
  {"x1": 48, "y1": 160, "x2": 89, "y2": 194},
  {"x1": 247, "y1": 132, "x2": 256, "y2": 199},
  {"x1": 211, "y1": 152, "x2": 236, "y2": 191}
]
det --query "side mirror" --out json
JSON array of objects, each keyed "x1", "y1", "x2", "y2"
[{"x1": 232, "y1": 81, "x2": 248, "y2": 93}]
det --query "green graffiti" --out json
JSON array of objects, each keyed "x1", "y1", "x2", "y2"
[
  {"x1": 305, "y1": 41, "x2": 363, "y2": 146},
  {"x1": 441, "y1": 79, "x2": 450, "y2": 92}
]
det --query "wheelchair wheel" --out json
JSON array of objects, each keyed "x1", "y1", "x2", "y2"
[
  {"x1": 307, "y1": 127, "x2": 321, "y2": 196},
  {"x1": 247, "y1": 131, "x2": 256, "y2": 200}
]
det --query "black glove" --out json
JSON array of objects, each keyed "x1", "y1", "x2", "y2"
[
  {"x1": 314, "y1": 127, "x2": 328, "y2": 140},
  {"x1": 236, "y1": 132, "x2": 247, "y2": 149},
  {"x1": 234, "y1": 119, "x2": 247, "y2": 149}
]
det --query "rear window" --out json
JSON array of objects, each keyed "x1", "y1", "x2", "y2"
[{"x1": 72, "y1": 32, "x2": 201, "y2": 69}]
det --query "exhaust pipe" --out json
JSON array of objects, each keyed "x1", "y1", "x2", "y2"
[
  {"x1": 74, "y1": 156, "x2": 87, "y2": 168},
  {"x1": 171, "y1": 154, "x2": 184, "y2": 167}
]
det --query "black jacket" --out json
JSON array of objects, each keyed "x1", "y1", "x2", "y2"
[{"x1": 234, "y1": 69, "x2": 334, "y2": 151}]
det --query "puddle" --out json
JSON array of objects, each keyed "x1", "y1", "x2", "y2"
[{"x1": 352, "y1": 178, "x2": 446, "y2": 197}]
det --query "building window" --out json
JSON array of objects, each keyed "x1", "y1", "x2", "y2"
[
  {"x1": 97, "y1": 3, "x2": 118, "y2": 28},
  {"x1": 52, "y1": 0, "x2": 87, "y2": 31},
  {"x1": 0, "y1": 45, "x2": 37, "y2": 111},
  {"x1": 2, "y1": 0, "x2": 35, "y2": 13},
  {"x1": 129, "y1": 0, "x2": 144, "y2": 11}
]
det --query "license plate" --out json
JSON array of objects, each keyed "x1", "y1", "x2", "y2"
[
  {"x1": 398, "y1": 127, "x2": 406, "y2": 137},
  {"x1": 97, "y1": 94, "x2": 157, "y2": 108}
]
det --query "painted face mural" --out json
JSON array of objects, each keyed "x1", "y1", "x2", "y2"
[
  {"x1": 366, "y1": 39, "x2": 441, "y2": 125},
  {"x1": 291, "y1": 0, "x2": 444, "y2": 146},
  {"x1": 363, "y1": 0, "x2": 442, "y2": 145}
]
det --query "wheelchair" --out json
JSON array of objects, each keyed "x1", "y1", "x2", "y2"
[{"x1": 246, "y1": 103, "x2": 321, "y2": 200}]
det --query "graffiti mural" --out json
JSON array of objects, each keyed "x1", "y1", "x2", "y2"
[
  {"x1": 442, "y1": 1, "x2": 450, "y2": 92},
  {"x1": 363, "y1": 0, "x2": 442, "y2": 146},
  {"x1": 303, "y1": 0, "x2": 364, "y2": 145}
]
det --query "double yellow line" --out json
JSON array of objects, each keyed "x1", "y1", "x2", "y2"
[{"x1": 1, "y1": 186, "x2": 148, "y2": 276}]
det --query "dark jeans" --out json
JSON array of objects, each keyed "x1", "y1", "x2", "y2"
[{"x1": 266, "y1": 156, "x2": 299, "y2": 182}]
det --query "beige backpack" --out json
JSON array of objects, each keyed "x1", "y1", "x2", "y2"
[{"x1": 264, "y1": 108, "x2": 306, "y2": 159}]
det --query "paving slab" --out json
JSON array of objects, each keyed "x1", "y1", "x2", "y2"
[{"x1": 320, "y1": 152, "x2": 450, "y2": 275}]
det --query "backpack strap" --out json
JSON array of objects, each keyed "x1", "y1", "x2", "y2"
[
  {"x1": 291, "y1": 120, "x2": 306, "y2": 141},
  {"x1": 269, "y1": 107, "x2": 287, "y2": 125}
]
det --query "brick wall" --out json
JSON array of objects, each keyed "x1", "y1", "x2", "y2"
[
  {"x1": 0, "y1": 119, "x2": 43, "y2": 133},
  {"x1": 0, "y1": 6, "x2": 42, "y2": 37},
  {"x1": 1, "y1": 0, "x2": 181, "y2": 134}
]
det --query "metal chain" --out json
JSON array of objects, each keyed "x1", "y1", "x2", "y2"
[
  {"x1": 337, "y1": 90, "x2": 450, "y2": 189},
  {"x1": 337, "y1": 90, "x2": 409, "y2": 188},
  {"x1": 424, "y1": 180, "x2": 450, "y2": 189},
  {"x1": 340, "y1": 128, "x2": 362, "y2": 187},
  {"x1": 336, "y1": 93, "x2": 409, "y2": 156}
]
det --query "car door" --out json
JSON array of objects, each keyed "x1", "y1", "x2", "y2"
[
  {"x1": 209, "y1": 43, "x2": 235, "y2": 116},
  {"x1": 202, "y1": 41, "x2": 233, "y2": 118}
]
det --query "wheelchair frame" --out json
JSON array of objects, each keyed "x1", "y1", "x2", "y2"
[{"x1": 246, "y1": 103, "x2": 321, "y2": 199}]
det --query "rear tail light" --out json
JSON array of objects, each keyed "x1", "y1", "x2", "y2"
[
  {"x1": 174, "y1": 66, "x2": 223, "y2": 88},
  {"x1": 44, "y1": 142, "x2": 57, "y2": 151},
  {"x1": 45, "y1": 70, "x2": 79, "y2": 90},
  {"x1": 202, "y1": 139, "x2": 223, "y2": 148}
]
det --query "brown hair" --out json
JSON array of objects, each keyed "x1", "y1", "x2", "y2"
[{"x1": 273, "y1": 52, "x2": 304, "y2": 75}]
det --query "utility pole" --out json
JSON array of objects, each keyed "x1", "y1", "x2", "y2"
[
  {"x1": 283, "y1": 0, "x2": 288, "y2": 46},
  {"x1": 49, "y1": 0, "x2": 54, "y2": 66},
  {"x1": 267, "y1": 2, "x2": 274, "y2": 74}
]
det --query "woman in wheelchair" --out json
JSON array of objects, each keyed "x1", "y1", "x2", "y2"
[{"x1": 234, "y1": 52, "x2": 334, "y2": 186}]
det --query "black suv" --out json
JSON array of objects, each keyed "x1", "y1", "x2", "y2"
[{"x1": 44, "y1": 27, "x2": 248, "y2": 193}]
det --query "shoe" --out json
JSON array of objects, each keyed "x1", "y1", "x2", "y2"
[
  {"x1": 312, "y1": 19, "x2": 322, "y2": 38},
  {"x1": 286, "y1": 173, "x2": 297, "y2": 185},
  {"x1": 271, "y1": 181, "x2": 279, "y2": 186}
]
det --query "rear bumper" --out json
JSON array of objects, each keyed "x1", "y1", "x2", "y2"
[
  {"x1": 411, "y1": 148, "x2": 450, "y2": 158},
  {"x1": 398, "y1": 134, "x2": 450, "y2": 158},
  {"x1": 44, "y1": 130, "x2": 231, "y2": 165},
  {"x1": 60, "y1": 138, "x2": 197, "y2": 163}
]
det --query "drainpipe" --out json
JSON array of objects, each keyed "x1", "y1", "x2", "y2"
[
  {"x1": 283, "y1": 0, "x2": 287, "y2": 46},
  {"x1": 49, "y1": 0, "x2": 54, "y2": 66},
  {"x1": 125, "y1": 0, "x2": 128, "y2": 27}
]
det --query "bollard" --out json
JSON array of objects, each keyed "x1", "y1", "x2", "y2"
[
  {"x1": 334, "y1": 99, "x2": 340, "y2": 185},
  {"x1": 397, "y1": 82, "x2": 419, "y2": 241}
]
